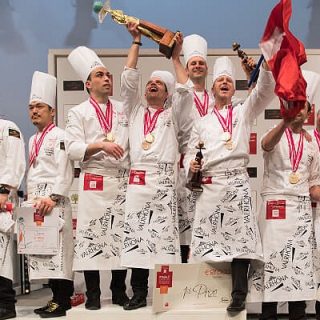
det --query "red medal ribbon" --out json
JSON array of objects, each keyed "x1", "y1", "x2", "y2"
[
  {"x1": 194, "y1": 90, "x2": 209, "y2": 117},
  {"x1": 29, "y1": 123, "x2": 55, "y2": 167},
  {"x1": 314, "y1": 129, "x2": 320, "y2": 151},
  {"x1": 89, "y1": 97, "x2": 113, "y2": 135},
  {"x1": 212, "y1": 104, "x2": 233, "y2": 135},
  {"x1": 285, "y1": 128, "x2": 304, "y2": 173},
  {"x1": 144, "y1": 108, "x2": 164, "y2": 136}
]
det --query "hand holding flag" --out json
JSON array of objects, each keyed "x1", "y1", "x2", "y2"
[{"x1": 260, "y1": 0, "x2": 307, "y2": 118}]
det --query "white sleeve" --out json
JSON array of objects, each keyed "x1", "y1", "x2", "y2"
[
  {"x1": 65, "y1": 108, "x2": 88, "y2": 162},
  {"x1": 0, "y1": 123, "x2": 26, "y2": 189},
  {"x1": 120, "y1": 67, "x2": 142, "y2": 119},
  {"x1": 51, "y1": 132, "x2": 74, "y2": 197},
  {"x1": 171, "y1": 82, "x2": 194, "y2": 154},
  {"x1": 242, "y1": 68, "x2": 275, "y2": 124}
]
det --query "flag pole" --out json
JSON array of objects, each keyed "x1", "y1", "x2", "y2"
[{"x1": 248, "y1": 54, "x2": 264, "y2": 88}]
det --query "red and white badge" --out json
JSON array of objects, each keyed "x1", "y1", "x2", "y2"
[
  {"x1": 266, "y1": 200, "x2": 286, "y2": 220},
  {"x1": 83, "y1": 173, "x2": 103, "y2": 191},
  {"x1": 34, "y1": 210, "x2": 44, "y2": 226},
  {"x1": 129, "y1": 170, "x2": 146, "y2": 185},
  {"x1": 201, "y1": 176, "x2": 213, "y2": 184}
]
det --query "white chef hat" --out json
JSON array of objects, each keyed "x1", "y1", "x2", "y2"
[
  {"x1": 182, "y1": 34, "x2": 207, "y2": 66},
  {"x1": 68, "y1": 46, "x2": 105, "y2": 83},
  {"x1": 29, "y1": 71, "x2": 56, "y2": 108},
  {"x1": 150, "y1": 70, "x2": 176, "y2": 96},
  {"x1": 212, "y1": 56, "x2": 235, "y2": 85},
  {"x1": 302, "y1": 69, "x2": 320, "y2": 106}
]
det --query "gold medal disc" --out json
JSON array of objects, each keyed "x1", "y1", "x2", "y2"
[
  {"x1": 145, "y1": 133, "x2": 155, "y2": 144},
  {"x1": 142, "y1": 140, "x2": 150, "y2": 150},
  {"x1": 105, "y1": 132, "x2": 115, "y2": 142},
  {"x1": 225, "y1": 140, "x2": 233, "y2": 150},
  {"x1": 222, "y1": 131, "x2": 231, "y2": 142},
  {"x1": 289, "y1": 172, "x2": 300, "y2": 184}
]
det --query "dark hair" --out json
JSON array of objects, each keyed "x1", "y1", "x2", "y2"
[
  {"x1": 85, "y1": 74, "x2": 91, "y2": 94},
  {"x1": 306, "y1": 100, "x2": 312, "y2": 113}
]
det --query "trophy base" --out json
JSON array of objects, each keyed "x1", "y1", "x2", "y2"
[
  {"x1": 159, "y1": 31, "x2": 179, "y2": 59},
  {"x1": 186, "y1": 182, "x2": 203, "y2": 193}
]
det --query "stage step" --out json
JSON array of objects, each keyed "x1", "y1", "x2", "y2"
[{"x1": 16, "y1": 299, "x2": 246, "y2": 320}]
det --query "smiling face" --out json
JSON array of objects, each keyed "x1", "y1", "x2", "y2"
[
  {"x1": 186, "y1": 56, "x2": 208, "y2": 82},
  {"x1": 86, "y1": 66, "x2": 113, "y2": 100},
  {"x1": 211, "y1": 75, "x2": 235, "y2": 106},
  {"x1": 144, "y1": 77, "x2": 168, "y2": 107}
]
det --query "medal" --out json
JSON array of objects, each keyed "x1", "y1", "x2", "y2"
[
  {"x1": 143, "y1": 107, "x2": 164, "y2": 149},
  {"x1": 90, "y1": 97, "x2": 113, "y2": 140},
  {"x1": 29, "y1": 123, "x2": 55, "y2": 167},
  {"x1": 194, "y1": 90, "x2": 209, "y2": 117},
  {"x1": 225, "y1": 140, "x2": 233, "y2": 150},
  {"x1": 142, "y1": 140, "x2": 150, "y2": 150},
  {"x1": 221, "y1": 131, "x2": 231, "y2": 142},
  {"x1": 285, "y1": 128, "x2": 304, "y2": 185},
  {"x1": 213, "y1": 105, "x2": 233, "y2": 144},
  {"x1": 289, "y1": 171, "x2": 300, "y2": 184},
  {"x1": 105, "y1": 132, "x2": 115, "y2": 142},
  {"x1": 145, "y1": 133, "x2": 154, "y2": 143}
]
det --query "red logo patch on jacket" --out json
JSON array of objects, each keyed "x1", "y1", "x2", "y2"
[
  {"x1": 266, "y1": 200, "x2": 286, "y2": 220},
  {"x1": 129, "y1": 170, "x2": 146, "y2": 185},
  {"x1": 83, "y1": 173, "x2": 103, "y2": 191},
  {"x1": 201, "y1": 176, "x2": 213, "y2": 184}
]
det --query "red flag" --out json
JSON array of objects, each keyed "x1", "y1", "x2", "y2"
[{"x1": 260, "y1": 0, "x2": 307, "y2": 118}]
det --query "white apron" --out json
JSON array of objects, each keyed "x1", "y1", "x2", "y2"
[
  {"x1": 177, "y1": 155, "x2": 196, "y2": 245},
  {"x1": 248, "y1": 195, "x2": 316, "y2": 302},
  {"x1": 0, "y1": 227, "x2": 14, "y2": 280},
  {"x1": 312, "y1": 203, "x2": 320, "y2": 285},
  {"x1": 177, "y1": 91, "x2": 214, "y2": 246},
  {"x1": 121, "y1": 163, "x2": 181, "y2": 269},
  {"x1": 190, "y1": 168, "x2": 262, "y2": 262},
  {"x1": 73, "y1": 169, "x2": 128, "y2": 271},
  {"x1": 26, "y1": 183, "x2": 73, "y2": 280}
]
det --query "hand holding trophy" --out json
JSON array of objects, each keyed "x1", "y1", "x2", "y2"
[
  {"x1": 186, "y1": 141, "x2": 205, "y2": 193},
  {"x1": 232, "y1": 42, "x2": 257, "y2": 78},
  {"x1": 93, "y1": 0, "x2": 179, "y2": 59},
  {"x1": 232, "y1": 42, "x2": 264, "y2": 88}
]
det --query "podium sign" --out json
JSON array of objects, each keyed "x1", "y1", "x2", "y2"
[{"x1": 152, "y1": 262, "x2": 232, "y2": 313}]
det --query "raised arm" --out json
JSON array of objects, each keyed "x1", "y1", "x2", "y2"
[
  {"x1": 242, "y1": 61, "x2": 275, "y2": 123},
  {"x1": 126, "y1": 21, "x2": 141, "y2": 69},
  {"x1": 171, "y1": 32, "x2": 189, "y2": 85},
  {"x1": 120, "y1": 22, "x2": 144, "y2": 119},
  {"x1": 261, "y1": 119, "x2": 291, "y2": 152}
]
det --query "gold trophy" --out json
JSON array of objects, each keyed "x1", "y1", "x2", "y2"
[
  {"x1": 93, "y1": 0, "x2": 179, "y2": 59},
  {"x1": 186, "y1": 141, "x2": 205, "y2": 193}
]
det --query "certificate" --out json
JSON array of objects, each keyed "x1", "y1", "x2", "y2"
[
  {"x1": 152, "y1": 262, "x2": 232, "y2": 313},
  {"x1": 16, "y1": 207, "x2": 59, "y2": 255}
]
